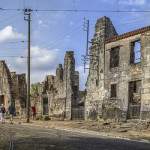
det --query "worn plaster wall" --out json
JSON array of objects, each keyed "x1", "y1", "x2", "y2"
[
  {"x1": 11, "y1": 72, "x2": 27, "y2": 115},
  {"x1": 140, "y1": 32, "x2": 150, "y2": 119},
  {"x1": 105, "y1": 34, "x2": 143, "y2": 120},
  {"x1": 85, "y1": 16, "x2": 118, "y2": 120},
  {"x1": 0, "y1": 61, "x2": 12, "y2": 108},
  {"x1": 85, "y1": 16, "x2": 150, "y2": 121},
  {"x1": 31, "y1": 51, "x2": 82, "y2": 120}
]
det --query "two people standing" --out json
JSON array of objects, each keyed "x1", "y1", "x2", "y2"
[
  {"x1": 0, "y1": 104, "x2": 15, "y2": 124},
  {"x1": 0, "y1": 103, "x2": 36, "y2": 124}
]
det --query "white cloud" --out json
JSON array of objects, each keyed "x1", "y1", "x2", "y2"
[
  {"x1": 119, "y1": 0, "x2": 146, "y2": 5},
  {"x1": 0, "y1": 26, "x2": 24, "y2": 42},
  {"x1": 38, "y1": 20, "x2": 43, "y2": 25},
  {"x1": 16, "y1": 46, "x2": 60, "y2": 70},
  {"x1": 9, "y1": 46, "x2": 62, "y2": 83}
]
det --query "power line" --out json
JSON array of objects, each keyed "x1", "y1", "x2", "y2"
[
  {"x1": 1, "y1": 41, "x2": 27, "y2": 44},
  {"x1": 1, "y1": 8, "x2": 150, "y2": 13},
  {"x1": 0, "y1": 56, "x2": 25, "y2": 58}
]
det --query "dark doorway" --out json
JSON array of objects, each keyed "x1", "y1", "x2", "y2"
[
  {"x1": 0, "y1": 95, "x2": 4, "y2": 105},
  {"x1": 128, "y1": 81, "x2": 141, "y2": 119},
  {"x1": 43, "y1": 97, "x2": 49, "y2": 115}
]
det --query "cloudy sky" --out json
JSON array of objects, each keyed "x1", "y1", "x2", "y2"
[{"x1": 0, "y1": 0, "x2": 150, "y2": 90}]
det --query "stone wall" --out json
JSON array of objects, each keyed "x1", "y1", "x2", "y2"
[
  {"x1": 85, "y1": 16, "x2": 118, "y2": 120},
  {"x1": 140, "y1": 32, "x2": 150, "y2": 119},
  {"x1": 0, "y1": 61, "x2": 27, "y2": 114},
  {"x1": 85, "y1": 16, "x2": 150, "y2": 121},
  {"x1": 0, "y1": 61, "x2": 13, "y2": 109},
  {"x1": 31, "y1": 51, "x2": 83, "y2": 120}
]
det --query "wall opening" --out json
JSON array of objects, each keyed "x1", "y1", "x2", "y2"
[
  {"x1": 110, "y1": 46, "x2": 119, "y2": 69},
  {"x1": 110, "y1": 84, "x2": 117, "y2": 98},
  {"x1": 0, "y1": 95, "x2": 4, "y2": 105},
  {"x1": 130, "y1": 40, "x2": 141, "y2": 64},
  {"x1": 128, "y1": 80, "x2": 141, "y2": 119},
  {"x1": 43, "y1": 97, "x2": 49, "y2": 115}
]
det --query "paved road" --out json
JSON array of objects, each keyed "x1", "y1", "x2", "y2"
[{"x1": 0, "y1": 123, "x2": 150, "y2": 150}]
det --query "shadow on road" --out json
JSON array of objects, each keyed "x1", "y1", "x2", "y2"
[{"x1": 1, "y1": 134, "x2": 150, "y2": 150}]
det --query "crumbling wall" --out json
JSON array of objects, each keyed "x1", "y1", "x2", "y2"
[
  {"x1": 0, "y1": 61, "x2": 27, "y2": 114},
  {"x1": 63, "y1": 51, "x2": 75, "y2": 119},
  {"x1": 0, "y1": 61, "x2": 13, "y2": 109},
  {"x1": 140, "y1": 31, "x2": 150, "y2": 120},
  {"x1": 11, "y1": 72, "x2": 27, "y2": 115},
  {"x1": 85, "y1": 16, "x2": 150, "y2": 121},
  {"x1": 32, "y1": 51, "x2": 81, "y2": 120},
  {"x1": 85, "y1": 16, "x2": 118, "y2": 120},
  {"x1": 105, "y1": 34, "x2": 143, "y2": 121}
]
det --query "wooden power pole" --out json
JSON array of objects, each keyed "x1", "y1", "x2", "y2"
[{"x1": 24, "y1": 9, "x2": 32, "y2": 123}]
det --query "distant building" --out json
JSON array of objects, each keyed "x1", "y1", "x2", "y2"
[
  {"x1": 31, "y1": 51, "x2": 85, "y2": 120},
  {"x1": 0, "y1": 60, "x2": 27, "y2": 114}
]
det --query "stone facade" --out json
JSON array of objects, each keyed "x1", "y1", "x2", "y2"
[
  {"x1": 0, "y1": 60, "x2": 27, "y2": 114},
  {"x1": 85, "y1": 16, "x2": 118, "y2": 120},
  {"x1": 85, "y1": 16, "x2": 150, "y2": 121},
  {"x1": 11, "y1": 72, "x2": 27, "y2": 115},
  {"x1": 31, "y1": 51, "x2": 85, "y2": 120}
]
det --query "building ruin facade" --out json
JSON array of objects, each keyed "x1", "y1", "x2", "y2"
[
  {"x1": 85, "y1": 16, "x2": 150, "y2": 121},
  {"x1": 0, "y1": 60, "x2": 27, "y2": 114},
  {"x1": 31, "y1": 51, "x2": 85, "y2": 120}
]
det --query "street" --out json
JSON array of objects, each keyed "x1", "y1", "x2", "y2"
[{"x1": 0, "y1": 123, "x2": 150, "y2": 150}]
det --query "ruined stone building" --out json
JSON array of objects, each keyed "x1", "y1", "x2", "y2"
[
  {"x1": 0, "y1": 60, "x2": 27, "y2": 114},
  {"x1": 85, "y1": 16, "x2": 150, "y2": 121},
  {"x1": 31, "y1": 51, "x2": 85, "y2": 120}
]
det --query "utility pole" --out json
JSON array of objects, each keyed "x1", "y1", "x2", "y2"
[
  {"x1": 82, "y1": 18, "x2": 90, "y2": 73},
  {"x1": 83, "y1": 18, "x2": 89, "y2": 56},
  {"x1": 24, "y1": 8, "x2": 32, "y2": 123}
]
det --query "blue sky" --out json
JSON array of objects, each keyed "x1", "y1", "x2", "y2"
[{"x1": 0, "y1": 0, "x2": 150, "y2": 90}]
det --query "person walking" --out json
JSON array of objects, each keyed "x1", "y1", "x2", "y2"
[
  {"x1": 8, "y1": 104, "x2": 15, "y2": 124},
  {"x1": 0, "y1": 104, "x2": 2, "y2": 123},
  {"x1": 31, "y1": 105, "x2": 36, "y2": 120},
  {"x1": 0, "y1": 104, "x2": 6, "y2": 123}
]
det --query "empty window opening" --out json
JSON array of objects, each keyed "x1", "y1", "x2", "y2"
[
  {"x1": 129, "y1": 80, "x2": 141, "y2": 104},
  {"x1": 110, "y1": 46, "x2": 119, "y2": 69},
  {"x1": 43, "y1": 97, "x2": 48, "y2": 115},
  {"x1": 128, "y1": 80, "x2": 141, "y2": 119},
  {"x1": 130, "y1": 40, "x2": 141, "y2": 64},
  {"x1": 110, "y1": 84, "x2": 117, "y2": 98},
  {"x1": 96, "y1": 79, "x2": 99, "y2": 86}
]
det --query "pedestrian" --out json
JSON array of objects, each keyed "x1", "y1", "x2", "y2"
[
  {"x1": 0, "y1": 104, "x2": 6, "y2": 123},
  {"x1": 0, "y1": 106, "x2": 2, "y2": 122},
  {"x1": 8, "y1": 104, "x2": 15, "y2": 124},
  {"x1": 31, "y1": 105, "x2": 36, "y2": 120}
]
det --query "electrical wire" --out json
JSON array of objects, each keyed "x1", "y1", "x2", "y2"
[
  {"x1": 32, "y1": 11, "x2": 82, "y2": 50},
  {"x1": 1, "y1": 8, "x2": 150, "y2": 13}
]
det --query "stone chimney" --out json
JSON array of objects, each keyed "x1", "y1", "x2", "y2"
[{"x1": 63, "y1": 51, "x2": 75, "y2": 119}]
